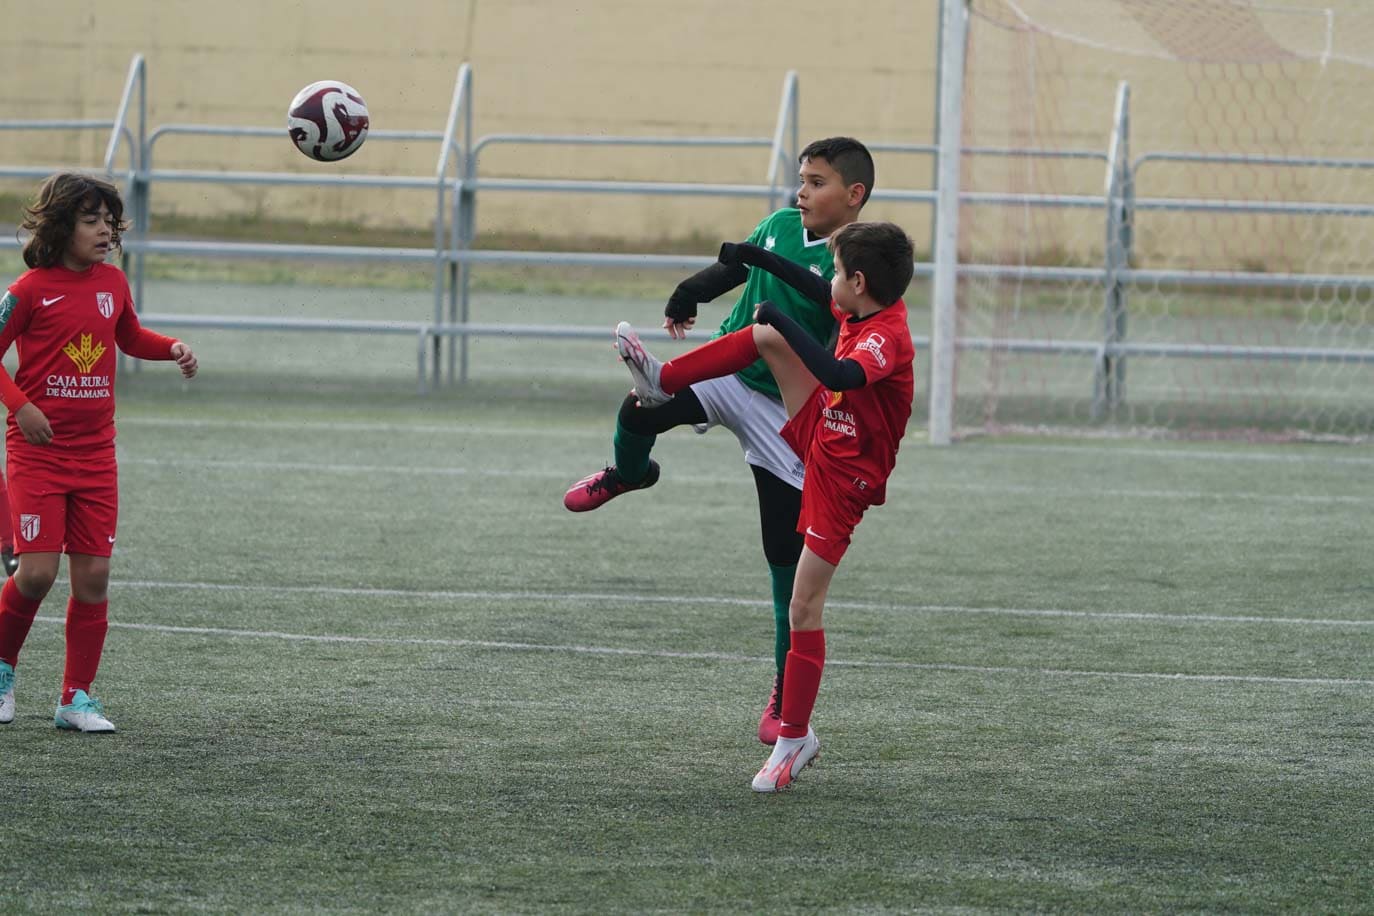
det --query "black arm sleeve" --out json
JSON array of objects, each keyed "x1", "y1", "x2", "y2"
[
  {"x1": 664, "y1": 260, "x2": 750, "y2": 322},
  {"x1": 756, "y1": 301, "x2": 867, "y2": 391},
  {"x1": 719, "y1": 242, "x2": 831, "y2": 306}
]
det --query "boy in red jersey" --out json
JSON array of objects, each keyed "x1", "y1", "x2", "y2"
[
  {"x1": 614, "y1": 221, "x2": 915, "y2": 792},
  {"x1": 0, "y1": 173, "x2": 198, "y2": 733}
]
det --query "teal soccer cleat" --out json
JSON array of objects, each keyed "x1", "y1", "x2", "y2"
[
  {"x1": 0, "y1": 661, "x2": 13, "y2": 724},
  {"x1": 54, "y1": 689, "x2": 115, "y2": 733}
]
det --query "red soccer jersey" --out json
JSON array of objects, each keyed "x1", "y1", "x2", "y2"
[
  {"x1": 808, "y1": 299, "x2": 915, "y2": 506},
  {"x1": 1, "y1": 263, "x2": 172, "y2": 456}
]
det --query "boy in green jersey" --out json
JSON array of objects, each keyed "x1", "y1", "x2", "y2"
[{"x1": 563, "y1": 138, "x2": 875, "y2": 745}]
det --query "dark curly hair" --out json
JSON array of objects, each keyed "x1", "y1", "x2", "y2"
[{"x1": 20, "y1": 172, "x2": 127, "y2": 269}]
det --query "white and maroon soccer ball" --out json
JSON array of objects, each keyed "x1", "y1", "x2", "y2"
[{"x1": 287, "y1": 80, "x2": 370, "y2": 162}]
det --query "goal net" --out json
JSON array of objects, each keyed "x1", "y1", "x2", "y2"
[{"x1": 950, "y1": 0, "x2": 1374, "y2": 438}]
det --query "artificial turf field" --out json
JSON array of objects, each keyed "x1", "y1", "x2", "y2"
[{"x1": 2, "y1": 278, "x2": 1371, "y2": 913}]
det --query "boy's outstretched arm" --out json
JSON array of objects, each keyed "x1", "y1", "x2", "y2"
[
  {"x1": 663, "y1": 260, "x2": 750, "y2": 338},
  {"x1": 755, "y1": 301, "x2": 866, "y2": 391},
  {"x1": 719, "y1": 242, "x2": 831, "y2": 306}
]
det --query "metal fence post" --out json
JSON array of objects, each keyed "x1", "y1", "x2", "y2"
[
  {"x1": 456, "y1": 75, "x2": 475, "y2": 385},
  {"x1": 107, "y1": 54, "x2": 146, "y2": 377},
  {"x1": 766, "y1": 72, "x2": 798, "y2": 213},
  {"x1": 1095, "y1": 82, "x2": 1131, "y2": 420},
  {"x1": 928, "y1": 0, "x2": 968, "y2": 446}
]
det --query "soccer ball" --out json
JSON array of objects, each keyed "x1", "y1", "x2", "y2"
[{"x1": 287, "y1": 81, "x2": 370, "y2": 162}]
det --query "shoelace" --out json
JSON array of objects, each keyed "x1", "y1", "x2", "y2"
[
  {"x1": 70, "y1": 694, "x2": 105, "y2": 715},
  {"x1": 585, "y1": 468, "x2": 620, "y2": 494}
]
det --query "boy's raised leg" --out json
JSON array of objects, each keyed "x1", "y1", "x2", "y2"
[
  {"x1": 615, "y1": 322, "x2": 669, "y2": 407},
  {"x1": 562, "y1": 324, "x2": 670, "y2": 512}
]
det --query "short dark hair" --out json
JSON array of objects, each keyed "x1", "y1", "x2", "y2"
[
  {"x1": 799, "y1": 137, "x2": 875, "y2": 207},
  {"x1": 20, "y1": 172, "x2": 127, "y2": 269},
  {"x1": 829, "y1": 222, "x2": 914, "y2": 307}
]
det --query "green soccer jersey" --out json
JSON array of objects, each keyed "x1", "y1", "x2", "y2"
[{"x1": 714, "y1": 208, "x2": 838, "y2": 398}]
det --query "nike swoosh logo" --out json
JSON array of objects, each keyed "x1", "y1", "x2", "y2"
[
  {"x1": 804, "y1": 527, "x2": 828, "y2": 540},
  {"x1": 107, "y1": 536, "x2": 116, "y2": 543},
  {"x1": 41, "y1": 296, "x2": 65, "y2": 306}
]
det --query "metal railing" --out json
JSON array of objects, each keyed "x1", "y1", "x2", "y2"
[
  {"x1": 0, "y1": 57, "x2": 809, "y2": 390},
  {"x1": 3, "y1": 56, "x2": 1374, "y2": 414}
]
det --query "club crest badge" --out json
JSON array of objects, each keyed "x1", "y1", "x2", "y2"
[
  {"x1": 96, "y1": 292, "x2": 114, "y2": 319},
  {"x1": 19, "y1": 514, "x2": 39, "y2": 542}
]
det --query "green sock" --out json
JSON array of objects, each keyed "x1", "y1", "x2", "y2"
[
  {"x1": 612, "y1": 421, "x2": 655, "y2": 484},
  {"x1": 768, "y1": 562, "x2": 796, "y2": 679}
]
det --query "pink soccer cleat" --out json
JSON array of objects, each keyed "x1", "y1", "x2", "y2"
[{"x1": 562, "y1": 460, "x2": 661, "y2": 512}]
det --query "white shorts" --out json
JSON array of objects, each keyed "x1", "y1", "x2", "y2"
[{"x1": 690, "y1": 374, "x2": 806, "y2": 490}]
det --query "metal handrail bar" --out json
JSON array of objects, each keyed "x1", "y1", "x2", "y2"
[
  {"x1": 1102, "y1": 342, "x2": 1374, "y2": 361},
  {"x1": 6, "y1": 233, "x2": 1372, "y2": 291},
  {"x1": 140, "y1": 169, "x2": 455, "y2": 190},
  {"x1": 0, "y1": 165, "x2": 134, "y2": 181},
  {"x1": 470, "y1": 133, "x2": 772, "y2": 159},
  {"x1": 1132, "y1": 197, "x2": 1374, "y2": 217},
  {"x1": 149, "y1": 124, "x2": 453, "y2": 144},
  {"x1": 145, "y1": 123, "x2": 463, "y2": 174},
  {"x1": 428, "y1": 322, "x2": 689, "y2": 341},
  {"x1": 140, "y1": 314, "x2": 429, "y2": 333},
  {"x1": 103, "y1": 54, "x2": 145, "y2": 173},
  {"x1": 866, "y1": 141, "x2": 1109, "y2": 162},
  {"x1": 0, "y1": 120, "x2": 116, "y2": 131},
  {"x1": 950, "y1": 337, "x2": 1374, "y2": 362},
  {"x1": 1123, "y1": 267, "x2": 1374, "y2": 289},
  {"x1": 1135, "y1": 151, "x2": 1374, "y2": 171},
  {"x1": 118, "y1": 239, "x2": 441, "y2": 261}
]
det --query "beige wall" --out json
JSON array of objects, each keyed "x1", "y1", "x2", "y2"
[
  {"x1": 3, "y1": 1, "x2": 1371, "y2": 268},
  {"x1": 0, "y1": 1, "x2": 940, "y2": 246}
]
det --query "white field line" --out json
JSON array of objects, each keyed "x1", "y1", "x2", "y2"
[
  {"x1": 994, "y1": 442, "x2": 1374, "y2": 466},
  {"x1": 29, "y1": 613, "x2": 1374, "y2": 689},
  {"x1": 118, "y1": 416, "x2": 610, "y2": 440},
  {"x1": 119, "y1": 416, "x2": 1374, "y2": 466},
  {"x1": 120, "y1": 456, "x2": 1374, "y2": 505},
  {"x1": 107, "y1": 579, "x2": 1374, "y2": 628}
]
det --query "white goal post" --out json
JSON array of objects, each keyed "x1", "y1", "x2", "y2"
[{"x1": 929, "y1": 0, "x2": 1374, "y2": 442}]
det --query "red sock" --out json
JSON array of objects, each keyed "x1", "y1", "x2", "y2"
[
  {"x1": 660, "y1": 327, "x2": 759, "y2": 394},
  {"x1": 62, "y1": 598, "x2": 109, "y2": 703},
  {"x1": 0, "y1": 476, "x2": 12, "y2": 552},
  {"x1": 779, "y1": 627, "x2": 825, "y2": 739},
  {"x1": 0, "y1": 576, "x2": 42, "y2": 667}
]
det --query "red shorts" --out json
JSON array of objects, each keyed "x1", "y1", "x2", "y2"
[
  {"x1": 779, "y1": 385, "x2": 823, "y2": 466},
  {"x1": 7, "y1": 449, "x2": 118, "y2": 557},
  {"x1": 783, "y1": 387, "x2": 869, "y2": 567}
]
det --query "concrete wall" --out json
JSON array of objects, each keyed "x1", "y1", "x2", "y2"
[
  {"x1": 0, "y1": 1, "x2": 940, "y2": 246},
  {"x1": 2, "y1": 1, "x2": 1370, "y2": 268}
]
